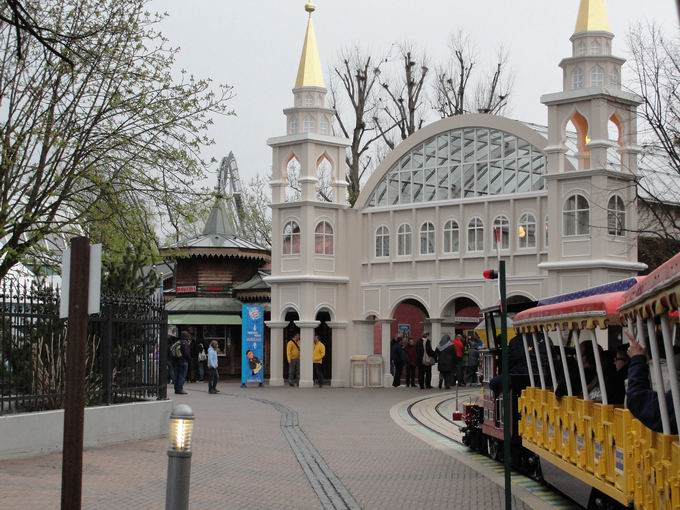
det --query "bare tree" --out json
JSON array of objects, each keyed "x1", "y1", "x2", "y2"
[
  {"x1": 434, "y1": 30, "x2": 512, "y2": 118},
  {"x1": 237, "y1": 175, "x2": 272, "y2": 248},
  {"x1": 375, "y1": 44, "x2": 430, "y2": 150},
  {"x1": 627, "y1": 22, "x2": 680, "y2": 266},
  {"x1": 0, "y1": 0, "x2": 234, "y2": 280},
  {"x1": 330, "y1": 48, "x2": 387, "y2": 206}
]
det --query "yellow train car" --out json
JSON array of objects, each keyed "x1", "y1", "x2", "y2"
[{"x1": 514, "y1": 253, "x2": 680, "y2": 510}]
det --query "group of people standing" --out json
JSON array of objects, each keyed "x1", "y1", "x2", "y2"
[
  {"x1": 168, "y1": 329, "x2": 220, "y2": 395},
  {"x1": 286, "y1": 334, "x2": 327, "y2": 387},
  {"x1": 391, "y1": 332, "x2": 482, "y2": 389}
]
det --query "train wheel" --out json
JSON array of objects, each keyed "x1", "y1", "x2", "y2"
[
  {"x1": 487, "y1": 438, "x2": 501, "y2": 461},
  {"x1": 587, "y1": 490, "x2": 624, "y2": 510}
]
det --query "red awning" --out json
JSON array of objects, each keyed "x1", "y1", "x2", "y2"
[{"x1": 620, "y1": 252, "x2": 680, "y2": 319}]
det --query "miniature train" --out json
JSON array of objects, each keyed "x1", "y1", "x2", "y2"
[{"x1": 461, "y1": 253, "x2": 680, "y2": 510}]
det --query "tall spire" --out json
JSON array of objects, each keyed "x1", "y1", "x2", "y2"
[
  {"x1": 294, "y1": 1, "x2": 325, "y2": 88},
  {"x1": 574, "y1": 0, "x2": 611, "y2": 33}
]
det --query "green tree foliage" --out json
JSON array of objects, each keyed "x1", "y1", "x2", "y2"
[
  {"x1": 102, "y1": 241, "x2": 158, "y2": 296},
  {"x1": 0, "y1": 0, "x2": 234, "y2": 280}
]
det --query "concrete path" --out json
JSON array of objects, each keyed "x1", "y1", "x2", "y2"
[{"x1": 0, "y1": 382, "x2": 541, "y2": 509}]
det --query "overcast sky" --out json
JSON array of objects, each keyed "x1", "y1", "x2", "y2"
[{"x1": 149, "y1": 0, "x2": 678, "y2": 189}]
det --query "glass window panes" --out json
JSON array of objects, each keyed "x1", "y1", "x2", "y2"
[
  {"x1": 420, "y1": 222, "x2": 435, "y2": 254},
  {"x1": 437, "y1": 135, "x2": 449, "y2": 166},
  {"x1": 397, "y1": 224, "x2": 412, "y2": 256},
  {"x1": 283, "y1": 221, "x2": 301, "y2": 255},
  {"x1": 467, "y1": 217, "x2": 484, "y2": 252},
  {"x1": 518, "y1": 213, "x2": 536, "y2": 249},
  {"x1": 607, "y1": 195, "x2": 625, "y2": 236},
  {"x1": 492, "y1": 216, "x2": 510, "y2": 250},
  {"x1": 424, "y1": 140, "x2": 437, "y2": 168},
  {"x1": 463, "y1": 129, "x2": 476, "y2": 162},
  {"x1": 463, "y1": 164, "x2": 475, "y2": 197},
  {"x1": 366, "y1": 128, "x2": 546, "y2": 207},
  {"x1": 563, "y1": 194, "x2": 590, "y2": 236},
  {"x1": 424, "y1": 168, "x2": 437, "y2": 201},
  {"x1": 412, "y1": 169, "x2": 423, "y2": 203},
  {"x1": 572, "y1": 67, "x2": 584, "y2": 89},
  {"x1": 591, "y1": 65, "x2": 604, "y2": 88},
  {"x1": 444, "y1": 220, "x2": 460, "y2": 253},
  {"x1": 375, "y1": 226, "x2": 390, "y2": 257},
  {"x1": 517, "y1": 158, "x2": 531, "y2": 193},
  {"x1": 314, "y1": 221, "x2": 334, "y2": 255}
]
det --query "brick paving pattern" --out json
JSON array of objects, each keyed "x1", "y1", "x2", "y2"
[{"x1": 0, "y1": 383, "x2": 532, "y2": 509}]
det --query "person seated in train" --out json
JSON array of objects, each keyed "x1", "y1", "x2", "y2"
[
  {"x1": 489, "y1": 335, "x2": 530, "y2": 396},
  {"x1": 555, "y1": 350, "x2": 583, "y2": 398},
  {"x1": 614, "y1": 346, "x2": 630, "y2": 380},
  {"x1": 580, "y1": 341, "x2": 626, "y2": 405},
  {"x1": 626, "y1": 334, "x2": 678, "y2": 435}
]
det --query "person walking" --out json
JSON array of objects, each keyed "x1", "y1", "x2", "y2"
[
  {"x1": 416, "y1": 332, "x2": 436, "y2": 389},
  {"x1": 197, "y1": 342, "x2": 207, "y2": 382},
  {"x1": 287, "y1": 334, "x2": 301, "y2": 387},
  {"x1": 452, "y1": 334, "x2": 465, "y2": 385},
  {"x1": 173, "y1": 331, "x2": 192, "y2": 394},
  {"x1": 207, "y1": 340, "x2": 220, "y2": 394},
  {"x1": 391, "y1": 337, "x2": 406, "y2": 387},
  {"x1": 435, "y1": 334, "x2": 455, "y2": 389},
  {"x1": 405, "y1": 338, "x2": 417, "y2": 387},
  {"x1": 313, "y1": 336, "x2": 326, "y2": 388}
]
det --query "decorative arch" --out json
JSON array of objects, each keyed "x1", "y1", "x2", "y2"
[
  {"x1": 316, "y1": 153, "x2": 334, "y2": 202},
  {"x1": 563, "y1": 109, "x2": 590, "y2": 169},
  {"x1": 507, "y1": 292, "x2": 537, "y2": 303},
  {"x1": 355, "y1": 114, "x2": 569, "y2": 209},
  {"x1": 314, "y1": 305, "x2": 336, "y2": 322},
  {"x1": 284, "y1": 154, "x2": 302, "y2": 202},
  {"x1": 280, "y1": 305, "x2": 300, "y2": 322},
  {"x1": 389, "y1": 295, "x2": 431, "y2": 319},
  {"x1": 438, "y1": 294, "x2": 483, "y2": 318}
]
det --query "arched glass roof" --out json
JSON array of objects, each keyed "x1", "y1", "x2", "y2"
[{"x1": 367, "y1": 127, "x2": 547, "y2": 207}]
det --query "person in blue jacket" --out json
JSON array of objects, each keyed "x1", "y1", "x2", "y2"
[{"x1": 625, "y1": 333, "x2": 677, "y2": 435}]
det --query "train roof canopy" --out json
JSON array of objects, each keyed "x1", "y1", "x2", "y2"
[{"x1": 620, "y1": 252, "x2": 680, "y2": 320}]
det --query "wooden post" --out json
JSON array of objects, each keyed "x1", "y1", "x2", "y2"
[{"x1": 61, "y1": 236, "x2": 90, "y2": 510}]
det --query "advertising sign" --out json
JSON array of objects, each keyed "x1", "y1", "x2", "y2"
[
  {"x1": 241, "y1": 304, "x2": 265, "y2": 386},
  {"x1": 398, "y1": 323, "x2": 411, "y2": 339}
]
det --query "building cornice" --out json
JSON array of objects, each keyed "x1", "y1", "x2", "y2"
[
  {"x1": 537, "y1": 260, "x2": 647, "y2": 272},
  {"x1": 267, "y1": 132, "x2": 350, "y2": 148},
  {"x1": 264, "y1": 275, "x2": 350, "y2": 284},
  {"x1": 544, "y1": 168, "x2": 637, "y2": 182},
  {"x1": 271, "y1": 201, "x2": 350, "y2": 210},
  {"x1": 541, "y1": 88, "x2": 641, "y2": 107}
]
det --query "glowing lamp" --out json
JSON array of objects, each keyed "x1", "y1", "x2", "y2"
[{"x1": 168, "y1": 404, "x2": 194, "y2": 454}]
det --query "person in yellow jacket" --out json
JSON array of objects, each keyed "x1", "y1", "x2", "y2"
[
  {"x1": 286, "y1": 334, "x2": 300, "y2": 387},
  {"x1": 313, "y1": 335, "x2": 326, "y2": 388}
]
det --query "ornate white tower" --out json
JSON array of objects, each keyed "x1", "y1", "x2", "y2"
[
  {"x1": 540, "y1": 0, "x2": 646, "y2": 293},
  {"x1": 266, "y1": 2, "x2": 351, "y2": 388}
]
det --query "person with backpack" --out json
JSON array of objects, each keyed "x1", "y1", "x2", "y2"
[
  {"x1": 172, "y1": 331, "x2": 192, "y2": 394},
  {"x1": 416, "y1": 332, "x2": 436, "y2": 389}
]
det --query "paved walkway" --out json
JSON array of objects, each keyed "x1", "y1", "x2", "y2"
[{"x1": 1, "y1": 382, "x2": 540, "y2": 509}]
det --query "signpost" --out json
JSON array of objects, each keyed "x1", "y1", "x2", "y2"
[{"x1": 241, "y1": 304, "x2": 265, "y2": 387}]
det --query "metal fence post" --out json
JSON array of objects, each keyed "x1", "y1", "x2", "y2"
[
  {"x1": 159, "y1": 310, "x2": 168, "y2": 400},
  {"x1": 103, "y1": 304, "x2": 113, "y2": 405}
]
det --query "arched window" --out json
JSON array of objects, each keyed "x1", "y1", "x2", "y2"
[
  {"x1": 443, "y1": 220, "x2": 460, "y2": 254},
  {"x1": 590, "y1": 40, "x2": 601, "y2": 56},
  {"x1": 289, "y1": 117, "x2": 298, "y2": 135},
  {"x1": 286, "y1": 157, "x2": 302, "y2": 202},
  {"x1": 315, "y1": 221, "x2": 334, "y2": 255},
  {"x1": 577, "y1": 41, "x2": 587, "y2": 57},
  {"x1": 397, "y1": 224, "x2": 412, "y2": 256},
  {"x1": 467, "y1": 217, "x2": 484, "y2": 253},
  {"x1": 610, "y1": 68, "x2": 620, "y2": 88},
  {"x1": 563, "y1": 194, "x2": 590, "y2": 236},
  {"x1": 303, "y1": 116, "x2": 315, "y2": 134},
  {"x1": 518, "y1": 213, "x2": 537, "y2": 249},
  {"x1": 283, "y1": 221, "x2": 301, "y2": 255},
  {"x1": 320, "y1": 116, "x2": 329, "y2": 135},
  {"x1": 492, "y1": 215, "x2": 510, "y2": 250},
  {"x1": 591, "y1": 65, "x2": 604, "y2": 88},
  {"x1": 607, "y1": 196, "x2": 626, "y2": 236},
  {"x1": 304, "y1": 94, "x2": 314, "y2": 107},
  {"x1": 375, "y1": 226, "x2": 390, "y2": 258},
  {"x1": 316, "y1": 157, "x2": 333, "y2": 202},
  {"x1": 420, "y1": 222, "x2": 435, "y2": 255},
  {"x1": 572, "y1": 67, "x2": 584, "y2": 90}
]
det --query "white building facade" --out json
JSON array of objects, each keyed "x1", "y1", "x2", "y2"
[{"x1": 265, "y1": 0, "x2": 646, "y2": 388}]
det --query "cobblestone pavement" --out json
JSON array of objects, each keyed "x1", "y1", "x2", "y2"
[{"x1": 0, "y1": 383, "x2": 536, "y2": 509}]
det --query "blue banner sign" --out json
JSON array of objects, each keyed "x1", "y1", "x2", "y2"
[{"x1": 241, "y1": 304, "x2": 264, "y2": 386}]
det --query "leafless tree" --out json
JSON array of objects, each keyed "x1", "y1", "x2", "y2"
[
  {"x1": 0, "y1": 0, "x2": 234, "y2": 280},
  {"x1": 627, "y1": 22, "x2": 680, "y2": 266},
  {"x1": 375, "y1": 44, "x2": 430, "y2": 150},
  {"x1": 330, "y1": 48, "x2": 388, "y2": 206},
  {"x1": 434, "y1": 30, "x2": 512, "y2": 118},
  {"x1": 238, "y1": 175, "x2": 272, "y2": 248}
]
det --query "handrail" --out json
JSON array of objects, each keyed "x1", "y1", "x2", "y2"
[
  {"x1": 556, "y1": 325, "x2": 573, "y2": 396},
  {"x1": 521, "y1": 333, "x2": 536, "y2": 388},
  {"x1": 660, "y1": 313, "x2": 680, "y2": 433},
  {"x1": 644, "y1": 316, "x2": 672, "y2": 435},
  {"x1": 573, "y1": 330, "x2": 590, "y2": 401},
  {"x1": 543, "y1": 327, "x2": 558, "y2": 391},
  {"x1": 530, "y1": 332, "x2": 546, "y2": 390},
  {"x1": 584, "y1": 329, "x2": 608, "y2": 405}
]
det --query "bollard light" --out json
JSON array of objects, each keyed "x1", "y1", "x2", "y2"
[
  {"x1": 165, "y1": 404, "x2": 194, "y2": 510},
  {"x1": 168, "y1": 404, "x2": 194, "y2": 454}
]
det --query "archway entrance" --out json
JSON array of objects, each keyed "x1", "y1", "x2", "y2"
[
  {"x1": 282, "y1": 309, "x2": 300, "y2": 381},
  {"x1": 442, "y1": 297, "x2": 481, "y2": 336},
  {"x1": 380, "y1": 299, "x2": 430, "y2": 353},
  {"x1": 315, "y1": 310, "x2": 333, "y2": 382}
]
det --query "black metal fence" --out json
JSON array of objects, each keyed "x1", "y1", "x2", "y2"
[{"x1": 0, "y1": 280, "x2": 167, "y2": 415}]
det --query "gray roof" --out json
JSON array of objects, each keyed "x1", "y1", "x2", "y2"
[
  {"x1": 203, "y1": 198, "x2": 237, "y2": 236},
  {"x1": 234, "y1": 271, "x2": 271, "y2": 291},
  {"x1": 166, "y1": 297, "x2": 243, "y2": 314}
]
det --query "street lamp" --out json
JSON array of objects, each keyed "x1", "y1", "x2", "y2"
[{"x1": 165, "y1": 404, "x2": 194, "y2": 510}]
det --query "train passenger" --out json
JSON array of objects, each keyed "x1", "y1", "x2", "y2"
[
  {"x1": 435, "y1": 335, "x2": 455, "y2": 389},
  {"x1": 626, "y1": 336, "x2": 678, "y2": 435},
  {"x1": 580, "y1": 341, "x2": 626, "y2": 405},
  {"x1": 489, "y1": 336, "x2": 531, "y2": 396},
  {"x1": 465, "y1": 335, "x2": 482, "y2": 385},
  {"x1": 555, "y1": 352, "x2": 582, "y2": 398},
  {"x1": 614, "y1": 346, "x2": 630, "y2": 380}
]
